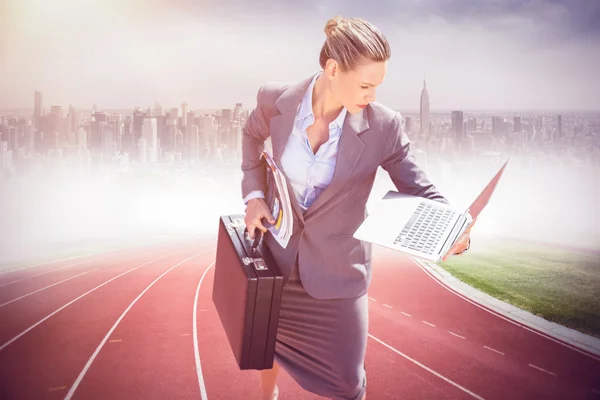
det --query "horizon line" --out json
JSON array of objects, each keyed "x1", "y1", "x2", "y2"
[{"x1": 1, "y1": 107, "x2": 599, "y2": 114}]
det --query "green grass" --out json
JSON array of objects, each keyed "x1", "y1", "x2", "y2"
[{"x1": 439, "y1": 237, "x2": 600, "y2": 339}]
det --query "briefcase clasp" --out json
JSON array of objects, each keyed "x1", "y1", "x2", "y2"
[
  {"x1": 242, "y1": 257, "x2": 268, "y2": 271},
  {"x1": 227, "y1": 219, "x2": 246, "y2": 231}
]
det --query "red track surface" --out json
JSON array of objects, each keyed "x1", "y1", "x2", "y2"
[{"x1": 0, "y1": 238, "x2": 599, "y2": 399}]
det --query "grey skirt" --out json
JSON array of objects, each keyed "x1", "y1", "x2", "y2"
[{"x1": 273, "y1": 262, "x2": 368, "y2": 400}]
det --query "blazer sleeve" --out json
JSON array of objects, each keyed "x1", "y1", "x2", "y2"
[
  {"x1": 380, "y1": 112, "x2": 449, "y2": 204},
  {"x1": 240, "y1": 85, "x2": 270, "y2": 199}
]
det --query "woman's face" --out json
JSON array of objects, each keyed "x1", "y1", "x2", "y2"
[{"x1": 327, "y1": 59, "x2": 388, "y2": 114}]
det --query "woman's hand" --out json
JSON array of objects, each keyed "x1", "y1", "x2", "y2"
[
  {"x1": 244, "y1": 198, "x2": 276, "y2": 240},
  {"x1": 441, "y1": 217, "x2": 476, "y2": 262}
]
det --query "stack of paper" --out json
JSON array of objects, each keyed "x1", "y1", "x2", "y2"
[{"x1": 262, "y1": 150, "x2": 294, "y2": 248}]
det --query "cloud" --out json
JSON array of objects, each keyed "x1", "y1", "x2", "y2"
[
  {"x1": 187, "y1": 0, "x2": 600, "y2": 43},
  {"x1": 1, "y1": 0, "x2": 598, "y2": 110}
]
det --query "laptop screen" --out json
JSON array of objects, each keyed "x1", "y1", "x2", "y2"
[{"x1": 466, "y1": 157, "x2": 510, "y2": 219}]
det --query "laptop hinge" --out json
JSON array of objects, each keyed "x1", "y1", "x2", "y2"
[{"x1": 438, "y1": 214, "x2": 468, "y2": 259}]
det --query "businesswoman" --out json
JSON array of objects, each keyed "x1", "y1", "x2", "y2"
[{"x1": 241, "y1": 15, "x2": 472, "y2": 400}]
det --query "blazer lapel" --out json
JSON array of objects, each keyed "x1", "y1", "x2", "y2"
[
  {"x1": 268, "y1": 74, "x2": 316, "y2": 223},
  {"x1": 270, "y1": 109, "x2": 296, "y2": 164},
  {"x1": 303, "y1": 109, "x2": 370, "y2": 220}
]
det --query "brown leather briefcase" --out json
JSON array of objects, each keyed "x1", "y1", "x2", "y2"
[{"x1": 212, "y1": 214, "x2": 284, "y2": 370}]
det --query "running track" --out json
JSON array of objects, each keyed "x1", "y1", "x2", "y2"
[{"x1": 0, "y1": 237, "x2": 599, "y2": 399}]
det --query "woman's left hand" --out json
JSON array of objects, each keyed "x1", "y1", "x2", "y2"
[{"x1": 441, "y1": 217, "x2": 476, "y2": 262}]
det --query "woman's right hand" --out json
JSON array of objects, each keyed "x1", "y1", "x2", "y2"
[{"x1": 244, "y1": 198, "x2": 276, "y2": 240}]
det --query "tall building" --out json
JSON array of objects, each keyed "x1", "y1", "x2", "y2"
[
  {"x1": 467, "y1": 117, "x2": 477, "y2": 133},
  {"x1": 492, "y1": 116, "x2": 507, "y2": 137},
  {"x1": 181, "y1": 102, "x2": 188, "y2": 126},
  {"x1": 154, "y1": 101, "x2": 164, "y2": 117},
  {"x1": 68, "y1": 105, "x2": 79, "y2": 134},
  {"x1": 233, "y1": 103, "x2": 243, "y2": 123},
  {"x1": 419, "y1": 80, "x2": 430, "y2": 138},
  {"x1": 142, "y1": 117, "x2": 158, "y2": 163},
  {"x1": 451, "y1": 111, "x2": 464, "y2": 142},
  {"x1": 514, "y1": 116, "x2": 522, "y2": 132},
  {"x1": 220, "y1": 109, "x2": 233, "y2": 153},
  {"x1": 404, "y1": 116, "x2": 413, "y2": 135},
  {"x1": 557, "y1": 115, "x2": 563, "y2": 137},
  {"x1": 33, "y1": 90, "x2": 43, "y2": 132}
]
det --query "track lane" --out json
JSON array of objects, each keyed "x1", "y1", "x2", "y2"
[
  {"x1": 367, "y1": 247, "x2": 600, "y2": 399},
  {"x1": 0, "y1": 251, "x2": 143, "y2": 305},
  {"x1": 0, "y1": 244, "x2": 181, "y2": 346},
  {"x1": 0, "y1": 244, "x2": 202, "y2": 399},
  {"x1": 194, "y1": 258, "x2": 474, "y2": 400},
  {"x1": 67, "y1": 250, "x2": 214, "y2": 400},
  {"x1": 1, "y1": 235, "x2": 598, "y2": 399},
  {"x1": 0, "y1": 239, "x2": 202, "y2": 286}
]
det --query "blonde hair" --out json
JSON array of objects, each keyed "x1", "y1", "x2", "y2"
[{"x1": 319, "y1": 16, "x2": 391, "y2": 72}]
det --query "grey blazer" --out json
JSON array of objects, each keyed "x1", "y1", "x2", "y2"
[{"x1": 241, "y1": 73, "x2": 448, "y2": 300}]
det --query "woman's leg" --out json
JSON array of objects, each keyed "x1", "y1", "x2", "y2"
[{"x1": 259, "y1": 360, "x2": 281, "y2": 399}]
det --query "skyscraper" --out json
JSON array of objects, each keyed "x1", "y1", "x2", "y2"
[
  {"x1": 514, "y1": 116, "x2": 522, "y2": 133},
  {"x1": 557, "y1": 115, "x2": 563, "y2": 137},
  {"x1": 142, "y1": 117, "x2": 158, "y2": 163},
  {"x1": 181, "y1": 102, "x2": 188, "y2": 126},
  {"x1": 451, "y1": 110, "x2": 464, "y2": 142},
  {"x1": 420, "y1": 80, "x2": 430, "y2": 138},
  {"x1": 33, "y1": 90, "x2": 42, "y2": 132}
]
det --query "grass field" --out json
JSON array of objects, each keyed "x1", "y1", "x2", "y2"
[{"x1": 440, "y1": 237, "x2": 600, "y2": 339}]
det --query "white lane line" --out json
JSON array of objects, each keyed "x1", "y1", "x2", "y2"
[
  {"x1": 0, "y1": 239, "x2": 187, "y2": 276},
  {"x1": 0, "y1": 251, "x2": 109, "y2": 277},
  {"x1": 0, "y1": 269, "x2": 98, "y2": 308},
  {"x1": 368, "y1": 297, "x2": 377, "y2": 301},
  {"x1": 448, "y1": 331, "x2": 466, "y2": 340},
  {"x1": 64, "y1": 251, "x2": 210, "y2": 400},
  {"x1": 0, "y1": 259, "x2": 95, "y2": 288},
  {"x1": 410, "y1": 256, "x2": 600, "y2": 362},
  {"x1": 528, "y1": 364, "x2": 557, "y2": 377},
  {"x1": 0, "y1": 252, "x2": 141, "y2": 289},
  {"x1": 0, "y1": 251, "x2": 180, "y2": 353},
  {"x1": 483, "y1": 346, "x2": 505, "y2": 356},
  {"x1": 369, "y1": 334, "x2": 485, "y2": 400},
  {"x1": 383, "y1": 304, "x2": 393, "y2": 309},
  {"x1": 400, "y1": 312, "x2": 412, "y2": 317},
  {"x1": 193, "y1": 260, "x2": 215, "y2": 400},
  {"x1": 422, "y1": 321, "x2": 436, "y2": 327}
]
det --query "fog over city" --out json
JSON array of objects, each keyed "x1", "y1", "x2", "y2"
[{"x1": 1, "y1": 155, "x2": 598, "y2": 264}]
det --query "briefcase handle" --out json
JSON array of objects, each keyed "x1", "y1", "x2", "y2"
[{"x1": 243, "y1": 226, "x2": 263, "y2": 254}]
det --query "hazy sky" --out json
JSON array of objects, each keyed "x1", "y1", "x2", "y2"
[{"x1": 1, "y1": 0, "x2": 599, "y2": 111}]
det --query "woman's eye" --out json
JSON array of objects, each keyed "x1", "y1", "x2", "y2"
[{"x1": 361, "y1": 86, "x2": 369, "y2": 89}]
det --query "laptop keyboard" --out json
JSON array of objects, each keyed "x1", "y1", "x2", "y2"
[{"x1": 393, "y1": 202, "x2": 457, "y2": 255}]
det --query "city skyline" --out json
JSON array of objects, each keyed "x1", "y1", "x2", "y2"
[{"x1": 1, "y1": 0, "x2": 599, "y2": 111}]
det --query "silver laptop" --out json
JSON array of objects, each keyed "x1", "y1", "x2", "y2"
[{"x1": 353, "y1": 157, "x2": 510, "y2": 262}]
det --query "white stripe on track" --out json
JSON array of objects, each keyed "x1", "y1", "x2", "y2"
[
  {"x1": 193, "y1": 260, "x2": 215, "y2": 400},
  {"x1": 0, "y1": 250, "x2": 179, "y2": 353},
  {"x1": 0, "y1": 269, "x2": 97, "y2": 308},
  {"x1": 368, "y1": 333, "x2": 485, "y2": 400},
  {"x1": 0, "y1": 252, "x2": 141, "y2": 288},
  {"x1": 0, "y1": 241, "x2": 165, "y2": 276},
  {"x1": 0, "y1": 237, "x2": 203, "y2": 277},
  {"x1": 528, "y1": 363, "x2": 556, "y2": 376},
  {"x1": 64, "y1": 250, "x2": 211, "y2": 400}
]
